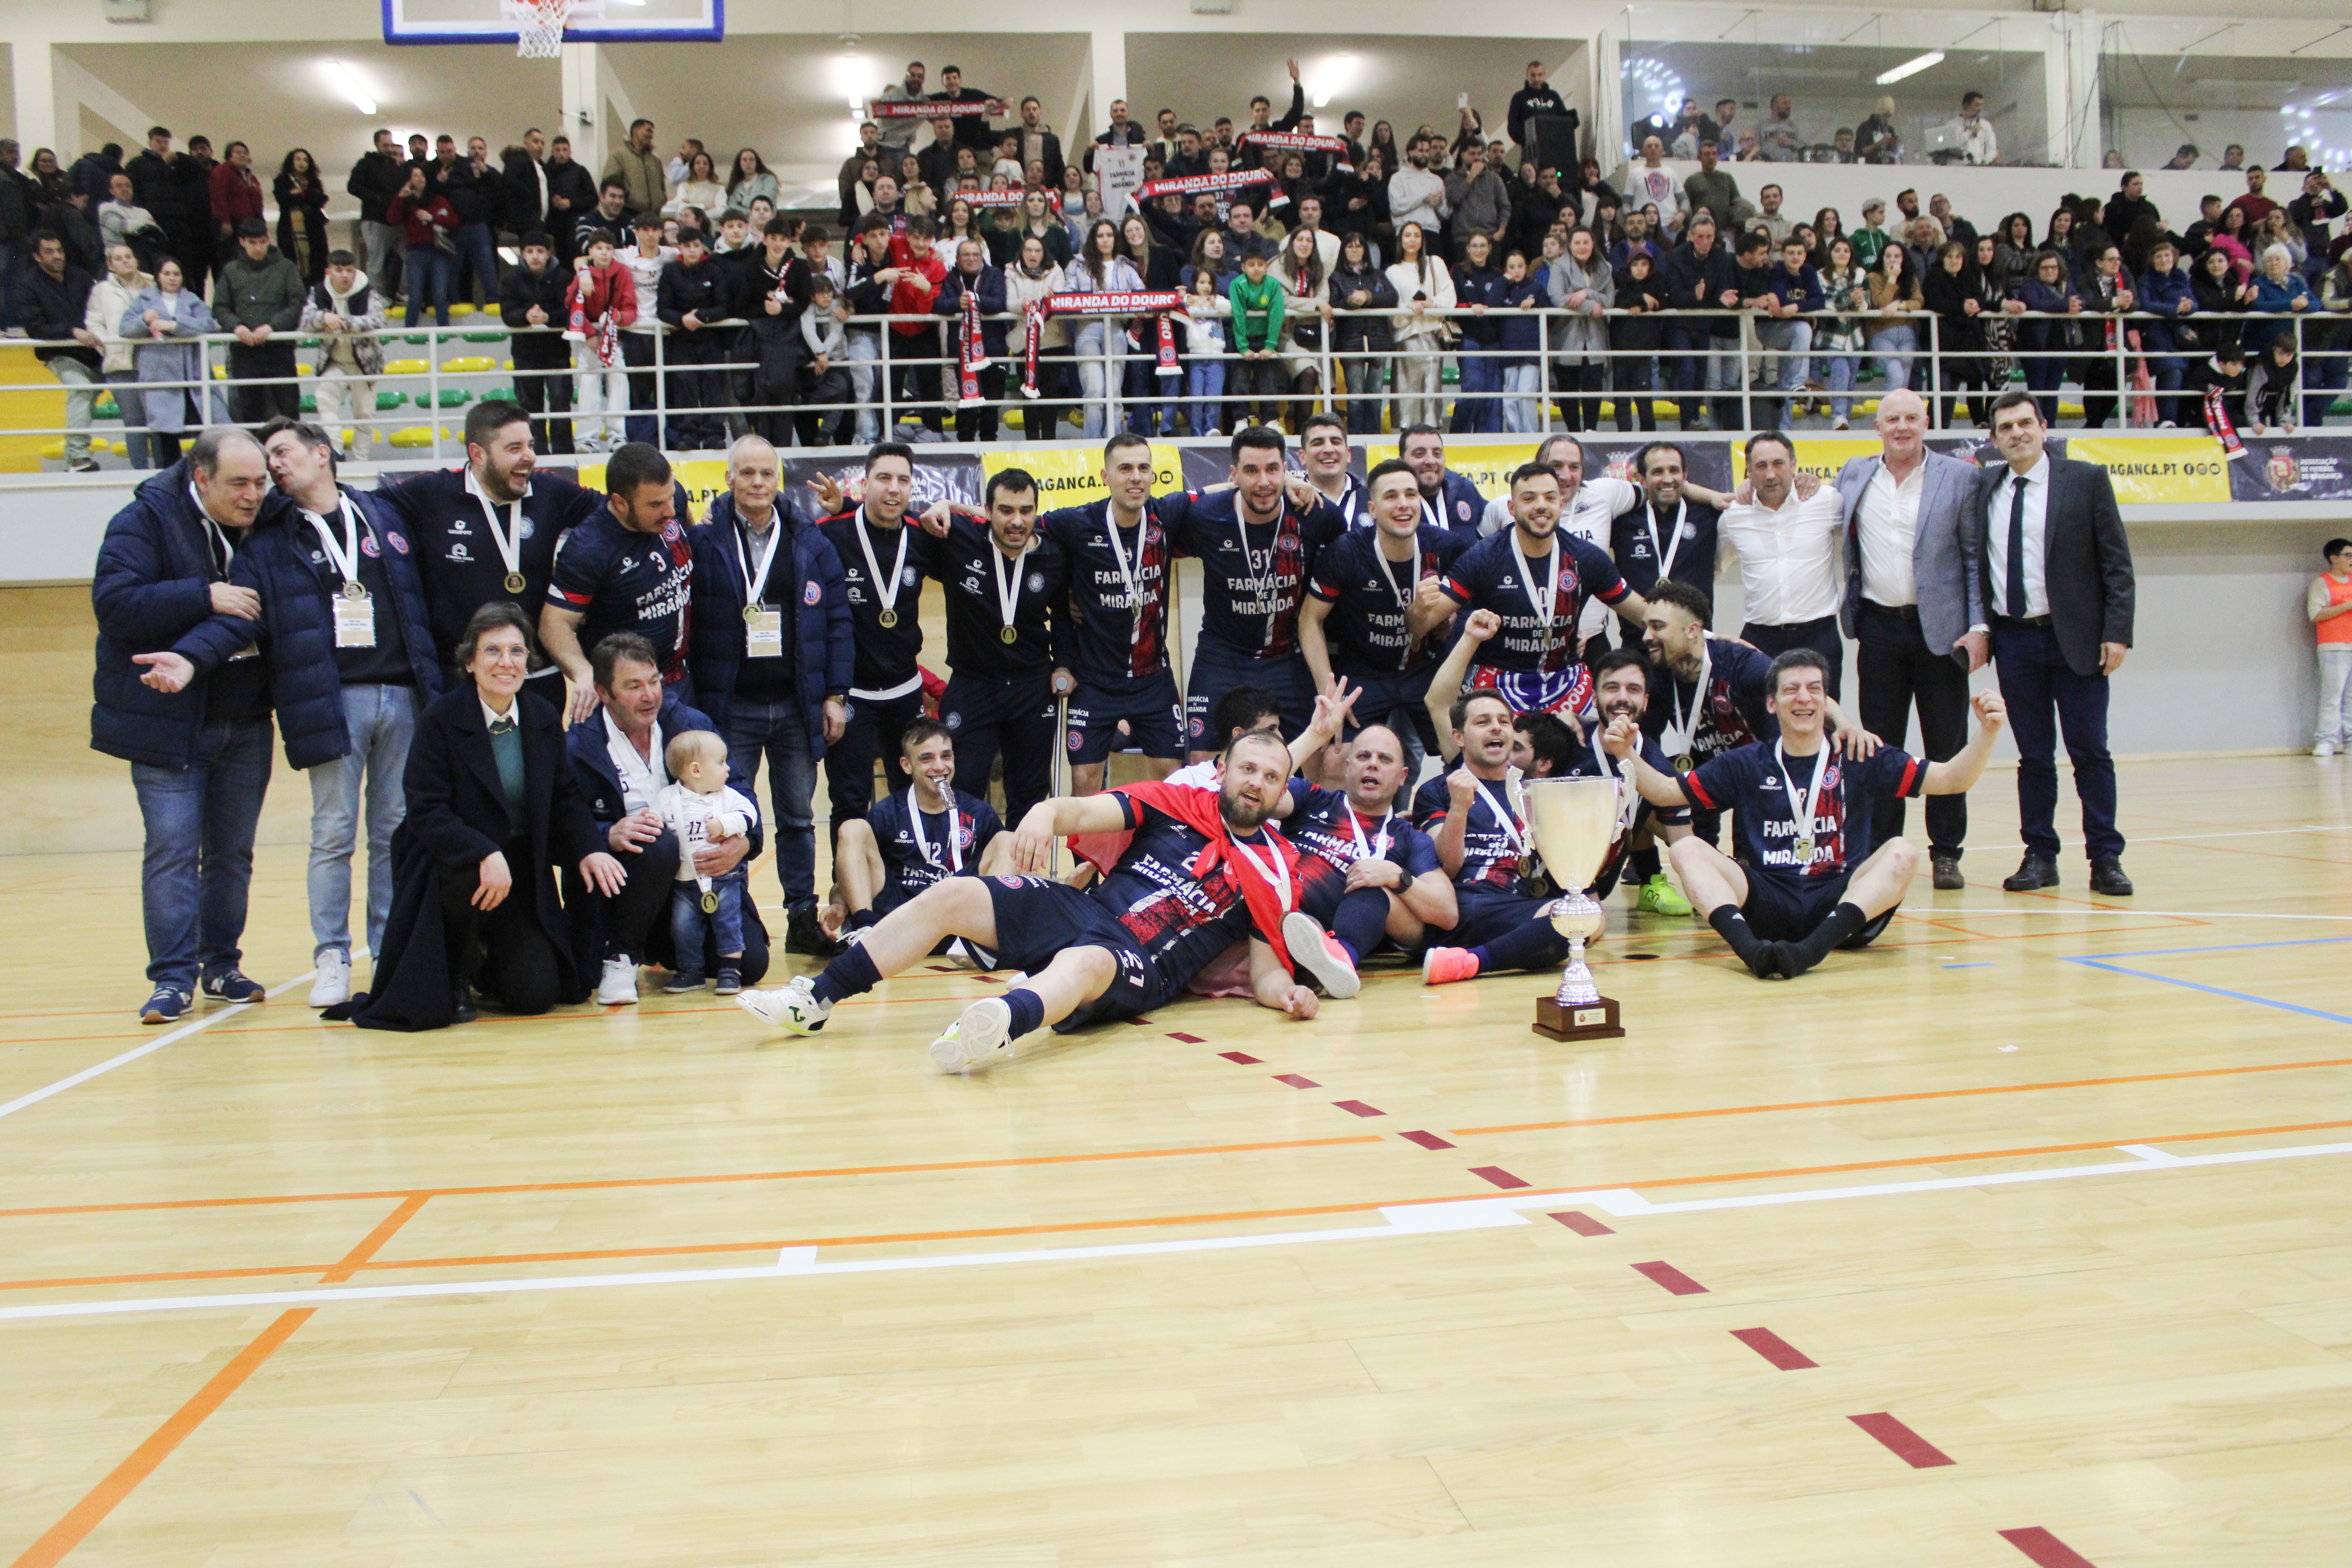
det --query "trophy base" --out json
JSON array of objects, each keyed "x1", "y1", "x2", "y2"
[{"x1": 1534, "y1": 994, "x2": 1625, "y2": 1042}]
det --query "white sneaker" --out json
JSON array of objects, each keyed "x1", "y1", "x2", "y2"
[
  {"x1": 308, "y1": 949, "x2": 351, "y2": 1008},
  {"x1": 929, "y1": 996, "x2": 1014, "y2": 1072},
  {"x1": 737, "y1": 975, "x2": 832, "y2": 1034},
  {"x1": 2316, "y1": 741, "x2": 2339, "y2": 758},
  {"x1": 596, "y1": 955, "x2": 640, "y2": 1005},
  {"x1": 1281, "y1": 910, "x2": 1360, "y2": 999}
]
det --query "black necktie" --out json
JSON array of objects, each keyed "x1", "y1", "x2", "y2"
[
  {"x1": 2005, "y1": 475, "x2": 2030, "y2": 619},
  {"x1": 488, "y1": 716, "x2": 515, "y2": 737}
]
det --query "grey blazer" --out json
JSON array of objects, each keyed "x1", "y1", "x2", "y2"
[{"x1": 1834, "y1": 450, "x2": 1984, "y2": 661}]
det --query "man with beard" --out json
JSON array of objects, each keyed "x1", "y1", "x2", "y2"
[
  {"x1": 1612, "y1": 442, "x2": 1727, "y2": 603},
  {"x1": 1609, "y1": 650, "x2": 2006, "y2": 979},
  {"x1": 1396, "y1": 424, "x2": 1486, "y2": 541},
  {"x1": 541, "y1": 442, "x2": 695, "y2": 719},
  {"x1": 737, "y1": 730, "x2": 1320, "y2": 1070},
  {"x1": 1569, "y1": 650, "x2": 1695, "y2": 914},
  {"x1": 824, "y1": 719, "x2": 1009, "y2": 951}
]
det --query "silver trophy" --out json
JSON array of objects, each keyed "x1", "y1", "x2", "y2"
[{"x1": 1521, "y1": 775, "x2": 1629, "y2": 1039}]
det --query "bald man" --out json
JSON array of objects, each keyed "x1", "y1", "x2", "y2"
[{"x1": 1828, "y1": 388, "x2": 1987, "y2": 889}]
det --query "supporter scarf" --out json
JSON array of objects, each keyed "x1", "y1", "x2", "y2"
[
  {"x1": 961, "y1": 190, "x2": 1025, "y2": 209},
  {"x1": 1020, "y1": 299, "x2": 1047, "y2": 397},
  {"x1": 1047, "y1": 290, "x2": 1185, "y2": 383},
  {"x1": 2203, "y1": 377, "x2": 2245, "y2": 459},
  {"x1": 1238, "y1": 130, "x2": 1356, "y2": 174},
  {"x1": 1156, "y1": 314, "x2": 1180, "y2": 377},
  {"x1": 1135, "y1": 169, "x2": 1285, "y2": 207},
  {"x1": 959, "y1": 288, "x2": 990, "y2": 406},
  {"x1": 869, "y1": 100, "x2": 991, "y2": 119},
  {"x1": 1073, "y1": 779, "x2": 1303, "y2": 969}
]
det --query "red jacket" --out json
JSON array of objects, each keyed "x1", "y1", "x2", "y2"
[
  {"x1": 884, "y1": 236, "x2": 947, "y2": 336},
  {"x1": 385, "y1": 191, "x2": 459, "y2": 250},
  {"x1": 209, "y1": 162, "x2": 264, "y2": 228},
  {"x1": 564, "y1": 261, "x2": 639, "y2": 326}
]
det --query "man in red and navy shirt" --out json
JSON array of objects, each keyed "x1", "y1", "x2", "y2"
[
  {"x1": 540, "y1": 440, "x2": 693, "y2": 721},
  {"x1": 1612, "y1": 647, "x2": 2008, "y2": 981}
]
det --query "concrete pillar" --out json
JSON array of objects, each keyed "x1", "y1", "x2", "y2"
[
  {"x1": 1087, "y1": 28, "x2": 1127, "y2": 143},
  {"x1": 2046, "y1": 11, "x2": 2102, "y2": 168},
  {"x1": 11, "y1": 39, "x2": 58, "y2": 158},
  {"x1": 561, "y1": 42, "x2": 602, "y2": 172}
]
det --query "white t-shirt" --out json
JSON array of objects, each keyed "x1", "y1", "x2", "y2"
[
  {"x1": 653, "y1": 780, "x2": 758, "y2": 882},
  {"x1": 603, "y1": 710, "x2": 666, "y2": 814}
]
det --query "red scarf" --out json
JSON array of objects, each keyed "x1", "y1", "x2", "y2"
[
  {"x1": 958, "y1": 287, "x2": 990, "y2": 405},
  {"x1": 1073, "y1": 779, "x2": 1302, "y2": 969},
  {"x1": 1136, "y1": 169, "x2": 1280, "y2": 204},
  {"x1": 2203, "y1": 375, "x2": 2245, "y2": 459},
  {"x1": 1020, "y1": 299, "x2": 1046, "y2": 396}
]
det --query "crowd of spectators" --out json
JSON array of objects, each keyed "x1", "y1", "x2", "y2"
[{"x1": 3, "y1": 62, "x2": 2348, "y2": 463}]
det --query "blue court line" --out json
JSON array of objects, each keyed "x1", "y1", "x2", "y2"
[
  {"x1": 1942, "y1": 962, "x2": 1995, "y2": 969},
  {"x1": 2063, "y1": 936, "x2": 2352, "y2": 1027}
]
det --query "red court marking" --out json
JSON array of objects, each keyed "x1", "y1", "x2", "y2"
[
  {"x1": 1631, "y1": 1260, "x2": 1708, "y2": 1295},
  {"x1": 1165, "y1": 1032, "x2": 1206, "y2": 1044},
  {"x1": 1849, "y1": 1412, "x2": 1957, "y2": 1468},
  {"x1": 1332, "y1": 1100, "x2": 1385, "y2": 1117},
  {"x1": 1549, "y1": 1210, "x2": 1613, "y2": 1235},
  {"x1": 1273, "y1": 1074, "x2": 1321, "y2": 1089},
  {"x1": 1470, "y1": 1166, "x2": 1530, "y2": 1189},
  {"x1": 1218, "y1": 1051, "x2": 1262, "y2": 1064},
  {"x1": 1999, "y1": 1527, "x2": 2102, "y2": 1568},
  {"x1": 1399, "y1": 1131, "x2": 1456, "y2": 1150},
  {"x1": 1730, "y1": 1327, "x2": 1818, "y2": 1370},
  {"x1": 1123, "y1": 1016, "x2": 1155, "y2": 1026}
]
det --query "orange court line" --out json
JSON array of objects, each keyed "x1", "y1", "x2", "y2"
[
  {"x1": 317, "y1": 1195, "x2": 429, "y2": 1284},
  {"x1": 3, "y1": 1116, "x2": 2345, "y2": 1300},
  {"x1": 1454, "y1": 1054, "x2": 2352, "y2": 1134},
  {"x1": 0, "y1": 1134, "x2": 1387, "y2": 1220}
]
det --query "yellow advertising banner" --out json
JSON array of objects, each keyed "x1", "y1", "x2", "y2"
[
  {"x1": 1728, "y1": 437, "x2": 1883, "y2": 486},
  {"x1": 575, "y1": 458, "x2": 731, "y2": 513},
  {"x1": 2060, "y1": 436, "x2": 2232, "y2": 506},
  {"x1": 1428, "y1": 442, "x2": 1540, "y2": 500},
  {"x1": 982, "y1": 442, "x2": 1183, "y2": 508}
]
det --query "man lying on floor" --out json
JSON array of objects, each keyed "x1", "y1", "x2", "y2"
[
  {"x1": 735, "y1": 730, "x2": 1320, "y2": 1071},
  {"x1": 1605, "y1": 648, "x2": 2007, "y2": 979}
]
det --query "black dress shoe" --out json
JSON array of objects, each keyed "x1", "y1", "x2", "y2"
[
  {"x1": 1930, "y1": 851, "x2": 1965, "y2": 890},
  {"x1": 2002, "y1": 853, "x2": 2060, "y2": 891},
  {"x1": 450, "y1": 985, "x2": 478, "y2": 1024},
  {"x1": 786, "y1": 906, "x2": 842, "y2": 958},
  {"x1": 2089, "y1": 856, "x2": 2134, "y2": 896}
]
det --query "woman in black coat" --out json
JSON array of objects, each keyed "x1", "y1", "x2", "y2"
[
  {"x1": 273, "y1": 148, "x2": 332, "y2": 284},
  {"x1": 337, "y1": 604, "x2": 624, "y2": 1030},
  {"x1": 1328, "y1": 230, "x2": 1397, "y2": 434},
  {"x1": 1920, "y1": 239, "x2": 1992, "y2": 429}
]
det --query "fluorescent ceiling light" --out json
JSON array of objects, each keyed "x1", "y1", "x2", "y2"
[
  {"x1": 325, "y1": 60, "x2": 377, "y2": 116},
  {"x1": 1876, "y1": 51, "x2": 1944, "y2": 86}
]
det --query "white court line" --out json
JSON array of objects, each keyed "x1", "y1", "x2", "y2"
[
  {"x1": 0, "y1": 968, "x2": 314, "y2": 1123},
  {"x1": 1916, "y1": 909, "x2": 2352, "y2": 922},
  {"x1": 4, "y1": 1136, "x2": 2346, "y2": 1325}
]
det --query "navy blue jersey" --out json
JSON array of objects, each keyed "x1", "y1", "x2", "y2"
[
  {"x1": 1284, "y1": 778, "x2": 1440, "y2": 906},
  {"x1": 1412, "y1": 767, "x2": 1535, "y2": 894},
  {"x1": 933, "y1": 512, "x2": 1069, "y2": 682},
  {"x1": 1684, "y1": 741, "x2": 1925, "y2": 884},
  {"x1": 1306, "y1": 526, "x2": 1461, "y2": 676},
  {"x1": 1042, "y1": 501, "x2": 1175, "y2": 686},
  {"x1": 1610, "y1": 498, "x2": 1721, "y2": 598},
  {"x1": 1160, "y1": 488, "x2": 1346, "y2": 659},
  {"x1": 1642, "y1": 635, "x2": 1777, "y2": 768},
  {"x1": 1548, "y1": 730, "x2": 1690, "y2": 892},
  {"x1": 546, "y1": 509, "x2": 695, "y2": 684},
  {"x1": 864, "y1": 786, "x2": 1004, "y2": 901},
  {"x1": 1440, "y1": 528, "x2": 1630, "y2": 674},
  {"x1": 1092, "y1": 792, "x2": 1265, "y2": 985},
  {"x1": 376, "y1": 467, "x2": 604, "y2": 669},
  {"x1": 818, "y1": 508, "x2": 940, "y2": 694}
]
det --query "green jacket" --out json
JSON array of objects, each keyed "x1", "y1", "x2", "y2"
[
  {"x1": 1229, "y1": 272, "x2": 1286, "y2": 353},
  {"x1": 211, "y1": 246, "x2": 306, "y2": 332}
]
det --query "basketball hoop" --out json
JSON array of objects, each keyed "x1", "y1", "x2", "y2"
[{"x1": 508, "y1": 0, "x2": 574, "y2": 57}]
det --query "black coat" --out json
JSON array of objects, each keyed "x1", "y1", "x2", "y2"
[
  {"x1": 1329, "y1": 263, "x2": 1396, "y2": 353},
  {"x1": 499, "y1": 259, "x2": 575, "y2": 368},
  {"x1": 347, "y1": 685, "x2": 598, "y2": 1031},
  {"x1": 1968, "y1": 456, "x2": 2135, "y2": 677}
]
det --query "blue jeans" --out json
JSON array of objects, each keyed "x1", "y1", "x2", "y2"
[
  {"x1": 307, "y1": 682, "x2": 420, "y2": 961},
  {"x1": 1187, "y1": 357, "x2": 1225, "y2": 432},
  {"x1": 1868, "y1": 325, "x2": 1915, "y2": 396},
  {"x1": 1822, "y1": 354, "x2": 1858, "y2": 421},
  {"x1": 1071, "y1": 321, "x2": 1123, "y2": 437},
  {"x1": 131, "y1": 717, "x2": 273, "y2": 993},
  {"x1": 106, "y1": 369, "x2": 154, "y2": 468},
  {"x1": 670, "y1": 871, "x2": 747, "y2": 971},
  {"x1": 1991, "y1": 618, "x2": 2121, "y2": 862},
  {"x1": 403, "y1": 245, "x2": 451, "y2": 326},
  {"x1": 1500, "y1": 363, "x2": 1544, "y2": 433},
  {"x1": 1753, "y1": 318, "x2": 1812, "y2": 428},
  {"x1": 1452, "y1": 346, "x2": 1501, "y2": 433},
  {"x1": 452, "y1": 222, "x2": 499, "y2": 309},
  {"x1": 1124, "y1": 352, "x2": 1174, "y2": 434},
  {"x1": 844, "y1": 331, "x2": 882, "y2": 444},
  {"x1": 724, "y1": 695, "x2": 819, "y2": 913}
]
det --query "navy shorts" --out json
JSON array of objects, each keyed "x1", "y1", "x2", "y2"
[
  {"x1": 1337, "y1": 664, "x2": 1442, "y2": 753},
  {"x1": 1739, "y1": 869, "x2": 1895, "y2": 946},
  {"x1": 979, "y1": 874, "x2": 1156, "y2": 1030},
  {"x1": 1065, "y1": 669, "x2": 1185, "y2": 766},
  {"x1": 1183, "y1": 640, "x2": 1315, "y2": 750},
  {"x1": 1450, "y1": 888, "x2": 1562, "y2": 952}
]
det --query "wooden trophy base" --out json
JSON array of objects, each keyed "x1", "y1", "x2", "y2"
[{"x1": 1534, "y1": 994, "x2": 1625, "y2": 1042}]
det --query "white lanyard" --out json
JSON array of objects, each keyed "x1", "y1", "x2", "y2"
[
  {"x1": 990, "y1": 538, "x2": 1025, "y2": 637},
  {"x1": 1476, "y1": 776, "x2": 1526, "y2": 854},
  {"x1": 1666, "y1": 641, "x2": 1710, "y2": 763},
  {"x1": 737, "y1": 516, "x2": 782, "y2": 606},
  {"x1": 1345, "y1": 804, "x2": 1394, "y2": 862},
  {"x1": 1509, "y1": 530, "x2": 1561, "y2": 644},
  {"x1": 1238, "y1": 507, "x2": 1292, "y2": 629},
  {"x1": 1775, "y1": 740, "x2": 1830, "y2": 862},
  {"x1": 905, "y1": 787, "x2": 962, "y2": 871},
  {"x1": 856, "y1": 514, "x2": 911, "y2": 624},
  {"x1": 1104, "y1": 509, "x2": 1150, "y2": 648},
  {"x1": 189, "y1": 483, "x2": 236, "y2": 574},
  {"x1": 1227, "y1": 832, "x2": 1291, "y2": 912},
  {"x1": 1376, "y1": 540, "x2": 1419, "y2": 611},
  {"x1": 1419, "y1": 493, "x2": 1443, "y2": 533},
  {"x1": 1646, "y1": 500, "x2": 1685, "y2": 584},
  {"x1": 306, "y1": 496, "x2": 368, "y2": 591},
  {"x1": 474, "y1": 490, "x2": 526, "y2": 590}
]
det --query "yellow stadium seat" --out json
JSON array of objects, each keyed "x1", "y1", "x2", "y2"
[
  {"x1": 41, "y1": 441, "x2": 65, "y2": 460},
  {"x1": 385, "y1": 358, "x2": 428, "y2": 375},
  {"x1": 441, "y1": 356, "x2": 497, "y2": 374},
  {"x1": 387, "y1": 426, "x2": 448, "y2": 449}
]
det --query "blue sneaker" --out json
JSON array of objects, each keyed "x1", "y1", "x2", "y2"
[
  {"x1": 661, "y1": 970, "x2": 707, "y2": 994},
  {"x1": 140, "y1": 985, "x2": 192, "y2": 1024},
  {"x1": 200, "y1": 970, "x2": 267, "y2": 1004}
]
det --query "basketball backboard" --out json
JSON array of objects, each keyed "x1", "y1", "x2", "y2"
[{"x1": 383, "y1": 0, "x2": 724, "y2": 45}]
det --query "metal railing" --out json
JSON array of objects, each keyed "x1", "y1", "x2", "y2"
[{"x1": 6, "y1": 303, "x2": 2345, "y2": 460}]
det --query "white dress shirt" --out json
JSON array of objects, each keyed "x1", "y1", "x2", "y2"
[
  {"x1": 1985, "y1": 456, "x2": 2051, "y2": 619},
  {"x1": 1720, "y1": 485, "x2": 1846, "y2": 625},
  {"x1": 603, "y1": 709, "x2": 667, "y2": 813},
  {"x1": 1857, "y1": 459, "x2": 1924, "y2": 608}
]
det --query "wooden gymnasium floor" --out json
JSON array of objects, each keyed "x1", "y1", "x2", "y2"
[{"x1": 6, "y1": 585, "x2": 2352, "y2": 1566}]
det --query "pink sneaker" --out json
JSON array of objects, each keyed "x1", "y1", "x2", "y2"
[{"x1": 1421, "y1": 946, "x2": 1481, "y2": 985}]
